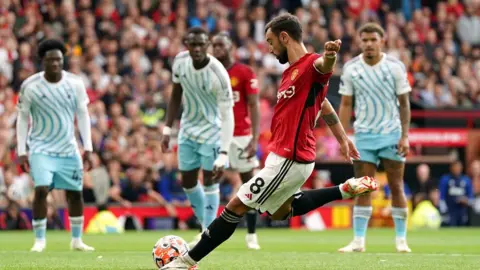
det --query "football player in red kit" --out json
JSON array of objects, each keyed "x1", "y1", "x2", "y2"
[
  {"x1": 212, "y1": 33, "x2": 262, "y2": 250},
  {"x1": 162, "y1": 13, "x2": 378, "y2": 269}
]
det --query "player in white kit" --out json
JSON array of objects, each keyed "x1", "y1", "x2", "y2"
[
  {"x1": 338, "y1": 23, "x2": 412, "y2": 253},
  {"x1": 161, "y1": 27, "x2": 234, "y2": 246},
  {"x1": 16, "y1": 39, "x2": 94, "y2": 252}
]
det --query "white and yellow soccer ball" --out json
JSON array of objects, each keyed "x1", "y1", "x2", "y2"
[{"x1": 152, "y1": 235, "x2": 198, "y2": 269}]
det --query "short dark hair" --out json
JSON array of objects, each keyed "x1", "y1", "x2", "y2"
[
  {"x1": 358, "y1": 23, "x2": 385, "y2": 38},
  {"x1": 265, "y1": 13, "x2": 303, "y2": 42},
  {"x1": 37, "y1": 39, "x2": 67, "y2": 59},
  {"x1": 214, "y1": 31, "x2": 231, "y2": 40},
  {"x1": 187, "y1": 26, "x2": 208, "y2": 37}
]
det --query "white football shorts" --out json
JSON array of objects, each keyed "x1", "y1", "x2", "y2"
[{"x1": 237, "y1": 152, "x2": 314, "y2": 215}]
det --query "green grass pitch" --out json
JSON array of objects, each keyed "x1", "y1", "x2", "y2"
[{"x1": 1, "y1": 228, "x2": 480, "y2": 269}]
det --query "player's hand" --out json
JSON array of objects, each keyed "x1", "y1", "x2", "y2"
[
  {"x1": 245, "y1": 138, "x2": 258, "y2": 158},
  {"x1": 161, "y1": 134, "x2": 171, "y2": 153},
  {"x1": 397, "y1": 137, "x2": 409, "y2": 157},
  {"x1": 83, "y1": 151, "x2": 93, "y2": 171},
  {"x1": 18, "y1": 155, "x2": 30, "y2": 173},
  {"x1": 213, "y1": 152, "x2": 229, "y2": 180},
  {"x1": 339, "y1": 138, "x2": 360, "y2": 164},
  {"x1": 324, "y1": 39, "x2": 342, "y2": 58}
]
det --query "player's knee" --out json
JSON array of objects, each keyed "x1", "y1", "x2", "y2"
[
  {"x1": 225, "y1": 196, "x2": 249, "y2": 217},
  {"x1": 202, "y1": 170, "x2": 217, "y2": 186},
  {"x1": 389, "y1": 182, "x2": 405, "y2": 197},
  {"x1": 66, "y1": 190, "x2": 82, "y2": 202},
  {"x1": 34, "y1": 187, "x2": 49, "y2": 201},
  {"x1": 180, "y1": 169, "x2": 199, "y2": 189}
]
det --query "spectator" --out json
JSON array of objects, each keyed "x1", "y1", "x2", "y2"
[
  {"x1": 0, "y1": 200, "x2": 31, "y2": 230},
  {"x1": 439, "y1": 161, "x2": 474, "y2": 226},
  {"x1": 412, "y1": 163, "x2": 436, "y2": 208},
  {"x1": 83, "y1": 152, "x2": 111, "y2": 205},
  {"x1": 456, "y1": 1, "x2": 480, "y2": 46},
  {"x1": 469, "y1": 160, "x2": 480, "y2": 196},
  {"x1": 110, "y1": 166, "x2": 177, "y2": 217}
]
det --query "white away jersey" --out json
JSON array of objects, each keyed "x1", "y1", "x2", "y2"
[
  {"x1": 339, "y1": 53, "x2": 411, "y2": 135},
  {"x1": 172, "y1": 51, "x2": 234, "y2": 144},
  {"x1": 16, "y1": 71, "x2": 89, "y2": 156}
]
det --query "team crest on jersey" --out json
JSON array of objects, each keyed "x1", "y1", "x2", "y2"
[
  {"x1": 231, "y1": 77, "x2": 239, "y2": 87},
  {"x1": 291, "y1": 69, "x2": 298, "y2": 81}
]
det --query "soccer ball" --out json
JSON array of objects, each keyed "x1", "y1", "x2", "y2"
[{"x1": 152, "y1": 235, "x2": 198, "y2": 269}]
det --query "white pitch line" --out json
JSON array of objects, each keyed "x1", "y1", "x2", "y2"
[{"x1": 0, "y1": 251, "x2": 479, "y2": 257}]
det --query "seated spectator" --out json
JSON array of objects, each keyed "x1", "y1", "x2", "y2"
[
  {"x1": 439, "y1": 160, "x2": 474, "y2": 226},
  {"x1": 0, "y1": 200, "x2": 31, "y2": 230},
  {"x1": 83, "y1": 152, "x2": 111, "y2": 205},
  {"x1": 157, "y1": 169, "x2": 189, "y2": 207},
  {"x1": 110, "y1": 166, "x2": 176, "y2": 217},
  {"x1": 412, "y1": 163, "x2": 436, "y2": 208}
]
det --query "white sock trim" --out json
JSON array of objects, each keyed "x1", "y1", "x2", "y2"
[
  {"x1": 353, "y1": 206, "x2": 373, "y2": 218},
  {"x1": 391, "y1": 207, "x2": 408, "y2": 219},
  {"x1": 183, "y1": 182, "x2": 203, "y2": 193}
]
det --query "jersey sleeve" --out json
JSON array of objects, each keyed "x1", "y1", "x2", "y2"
[
  {"x1": 76, "y1": 79, "x2": 90, "y2": 110},
  {"x1": 392, "y1": 62, "x2": 411, "y2": 95},
  {"x1": 16, "y1": 83, "x2": 32, "y2": 114},
  {"x1": 311, "y1": 54, "x2": 333, "y2": 84},
  {"x1": 338, "y1": 66, "x2": 354, "y2": 96},
  {"x1": 244, "y1": 67, "x2": 259, "y2": 95},
  {"x1": 172, "y1": 51, "x2": 188, "y2": 84},
  {"x1": 171, "y1": 57, "x2": 181, "y2": 84},
  {"x1": 213, "y1": 62, "x2": 234, "y2": 109}
]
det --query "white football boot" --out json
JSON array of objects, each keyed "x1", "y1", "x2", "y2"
[
  {"x1": 70, "y1": 239, "x2": 95, "y2": 251},
  {"x1": 161, "y1": 255, "x2": 197, "y2": 270},
  {"x1": 338, "y1": 238, "x2": 366, "y2": 253},
  {"x1": 245, "y1": 233, "x2": 261, "y2": 250},
  {"x1": 396, "y1": 237, "x2": 412, "y2": 253},
  {"x1": 30, "y1": 240, "x2": 46, "y2": 252},
  {"x1": 188, "y1": 233, "x2": 202, "y2": 249},
  {"x1": 340, "y1": 176, "x2": 378, "y2": 198}
]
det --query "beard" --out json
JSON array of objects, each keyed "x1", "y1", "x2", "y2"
[{"x1": 276, "y1": 46, "x2": 289, "y2": 64}]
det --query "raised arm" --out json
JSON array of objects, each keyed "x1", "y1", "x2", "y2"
[{"x1": 313, "y1": 39, "x2": 341, "y2": 74}]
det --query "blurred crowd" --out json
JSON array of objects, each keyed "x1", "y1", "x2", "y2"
[{"x1": 1, "y1": 0, "x2": 480, "y2": 216}]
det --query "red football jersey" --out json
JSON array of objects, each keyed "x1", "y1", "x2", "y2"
[
  {"x1": 228, "y1": 62, "x2": 259, "y2": 136},
  {"x1": 268, "y1": 53, "x2": 332, "y2": 163}
]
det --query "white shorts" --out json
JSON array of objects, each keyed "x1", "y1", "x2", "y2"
[
  {"x1": 237, "y1": 153, "x2": 314, "y2": 215},
  {"x1": 229, "y1": 135, "x2": 260, "y2": 173}
]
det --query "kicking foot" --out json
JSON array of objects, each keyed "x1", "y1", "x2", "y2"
[
  {"x1": 30, "y1": 241, "x2": 46, "y2": 252},
  {"x1": 341, "y1": 176, "x2": 378, "y2": 198},
  {"x1": 188, "y1": 233, "x2": 202, "y2": 249},
  {"x1": 396, "y1": 238, "x2": 412, "y2": 253},
  {"x1": 338, "y1": 239, "x2": 366, "y2": 253},
  {"x1": 245, "y1": 233, "x2": 261, "y2": 250},
  {"x1": 161, "y1": 255, "x2": 197, "y2": 270},
  {"x1": 70, "y1": 239, "x2": 95, "y2": 251}
]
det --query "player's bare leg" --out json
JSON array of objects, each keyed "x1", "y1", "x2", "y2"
[
  {"x1": 240, "y1": 170, "x2": 260, "y2": 250},
  {"x1": 161, "y1": 176, "x2": 377, "y2": 269},
  {"x1": 382, "y1": 159, "x2": 411, "y2": 253},
  {"x1": 66, "y1": 190, "x2": 94, "y2": 251},
  {"x1": 31, "y1": 186, "x2": 49, "y2": 252},
  {"x1": 339, "y1": 161, "x2": 377, "y2": 253}
]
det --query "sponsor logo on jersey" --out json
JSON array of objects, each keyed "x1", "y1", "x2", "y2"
[{"x1": 277, "y1": 85, "x2": 296, "y2": 101}]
